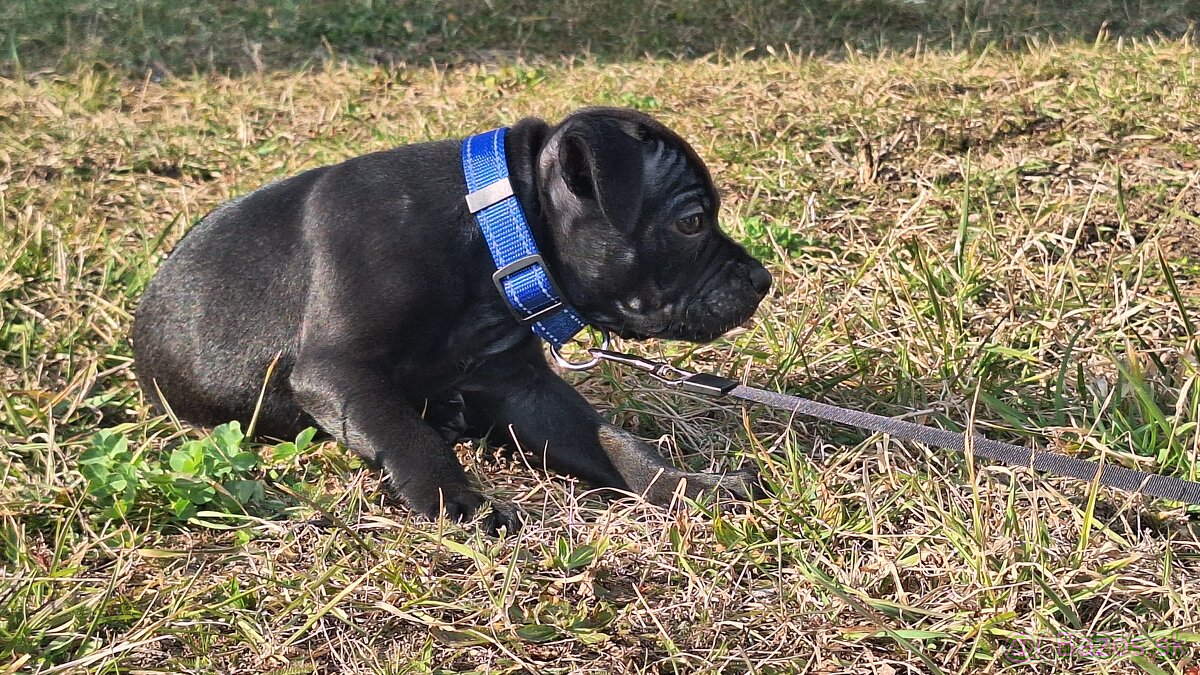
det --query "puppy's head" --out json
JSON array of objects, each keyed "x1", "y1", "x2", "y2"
[{"x1": 537, "y1": 107, "x2": 771, "y2": 343}]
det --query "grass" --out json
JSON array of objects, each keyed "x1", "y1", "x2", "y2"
[
  {"x1": 3, "y1": 2, "x2": 1200, "y2": 673},
  {"x1": 2, "y1": 0, "x2": 1198, "y2": 75}
]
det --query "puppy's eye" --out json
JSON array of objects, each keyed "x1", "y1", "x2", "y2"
[{"x1": 675, "y1": 214, "x2": 704, "y2": 236}]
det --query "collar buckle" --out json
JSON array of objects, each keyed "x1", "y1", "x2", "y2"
[{"x1": 491, "y1": 254, "x2": 566, "y2": 326}]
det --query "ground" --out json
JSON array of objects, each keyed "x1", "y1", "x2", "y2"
[{"x1": 2, "y1": 2, "x2": 1200, "y2": 674}]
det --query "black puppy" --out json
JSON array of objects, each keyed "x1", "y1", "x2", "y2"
[{"x1": 133, "y1": 107, "x2": 771, "y2": 532}]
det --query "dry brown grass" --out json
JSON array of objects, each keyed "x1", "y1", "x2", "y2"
[{"x1": 3, "y1": 34, "x2": 1200, "y2": 674}]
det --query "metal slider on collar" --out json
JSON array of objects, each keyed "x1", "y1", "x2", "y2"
[{"x1": 465, "y1": 177, "x2": 514, "y2": 213}]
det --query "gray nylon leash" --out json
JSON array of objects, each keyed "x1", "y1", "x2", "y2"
[
  {"x1": 730, "y1": 383, "x2": 1200, "y2": 505},
  {"x1": 589, "y1": 348, "x2": 1200, "y2": 506}
]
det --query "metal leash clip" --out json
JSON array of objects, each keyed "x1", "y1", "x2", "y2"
[
  {"x1": 588, "y1": 348, "x2": 738, "y2": 396},
  {"x1": 550, "y1": 329, "x2": 611, "y2": 371}
]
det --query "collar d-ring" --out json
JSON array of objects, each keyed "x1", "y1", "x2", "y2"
[{"x1": 550, "y1": 329, "x2": 611, "y2": 371}]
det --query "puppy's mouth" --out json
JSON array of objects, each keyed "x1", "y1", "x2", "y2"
[
  {"x1": 599, "y1": 315, "x2": 750, "y2": 343},
  {"x1": 651, "y1": 300, "x2": 761, "y2": 343},
  {"x1": 594, "y1": 278, "x2": 768, "y2": 344}
]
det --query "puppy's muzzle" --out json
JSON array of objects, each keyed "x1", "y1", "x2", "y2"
[{"x1": 674, "y1": 258, "x2": 771, "y2": 341}]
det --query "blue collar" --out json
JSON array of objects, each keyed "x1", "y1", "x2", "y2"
[{"x1": 461, "y1": 127, "x2": 586, "y2": 348}]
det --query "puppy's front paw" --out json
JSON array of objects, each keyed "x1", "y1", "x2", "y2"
[
  {"x1": 390, "y1": 480, "x2": 484, "y2": 522},
  {"x1": 433, "y1": 486, "x2": 486, "y2": 523},
  {"x1": 399, "y1": 482, "x2": 521, "y2": 535}
]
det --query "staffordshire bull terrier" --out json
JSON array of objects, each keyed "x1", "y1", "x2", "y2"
[{"x1": 133, "y1": 107, "x2": 772, "y2": 533}]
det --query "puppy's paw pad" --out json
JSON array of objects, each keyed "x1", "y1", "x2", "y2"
[
  {"x1": 425, "y1": 391, "x2": 468, "y2": 443},
  {"x1": 481, "y1": 501, "x2": 523, "y2": 537}
]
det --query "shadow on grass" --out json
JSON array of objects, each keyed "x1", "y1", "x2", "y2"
[{"x1": 2, "y1": 0, "x2": 1197, "y2": 77}]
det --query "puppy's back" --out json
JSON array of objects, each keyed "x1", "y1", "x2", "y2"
[{"x1": 133, "y1": 139, "x2": 470, "y2": 437}]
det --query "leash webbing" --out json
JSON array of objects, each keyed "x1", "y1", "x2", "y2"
[
  {"x1": 729, "y1": 384, "x2": 1200, "y2": 505},
  {"x1": 588, "y1": 348, "x2": 1200, "y2": 506}
]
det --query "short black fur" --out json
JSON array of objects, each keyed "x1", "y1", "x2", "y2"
[{"x1": 133, "y1": 107, "x2": 772, "y2": 533}]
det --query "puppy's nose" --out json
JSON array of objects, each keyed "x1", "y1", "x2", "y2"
[{"x1": 749, "y1": 265, "x2": 772, "y2": 296}]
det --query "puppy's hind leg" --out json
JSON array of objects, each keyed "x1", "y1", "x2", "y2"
[
  {"x1": 464, "y1": 345, "x2": 763, "y2": 506},
  {"x1": 290, "y1": 354, "x2": 519, "y2": 534},
  {"x1": 593, "y1": 425, "x2": 764, "y2": 505}
]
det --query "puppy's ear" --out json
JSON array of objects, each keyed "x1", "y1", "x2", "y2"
[
  {"x1": 555, "y1": 119, "x2": 645, "y2": 231},
  {"x1": 560, "y1": 134, "x2": 597, "y2": 201}
]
